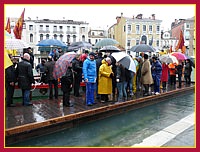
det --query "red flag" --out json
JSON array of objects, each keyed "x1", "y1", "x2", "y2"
[
  {"x1": 5, "y1": 17, "x2": 11, "y2": 34},
  {"x1": 175, "y1": 30, "x2": 185, "y2": 54},
  {"x1": 169, "y1": 45, "x2": 172, "y2": 53},
  {"x1": 13, "y1": 8, "x2": 25, "y2": 39}
]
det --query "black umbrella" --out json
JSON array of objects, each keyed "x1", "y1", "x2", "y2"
[
  {"x1": 185, "y1": 55, "x2": 195, "y2": 68},
  {"x1": 130, "y1": 44, "x2": 156, "y2": 52},
  {"x1": 99, "y1": 45, "x2": 121, "y2": 52},
  {"x1": 68, "y1": 41, "x2": 92, "y2": 51}
]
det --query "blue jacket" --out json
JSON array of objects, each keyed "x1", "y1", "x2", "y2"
[
  {"x1": 151, "y1": 60, "x2": 162, "y2": 78},
  {"x1": 83, "y1": 58, "x2": 97, "y2": 83}
]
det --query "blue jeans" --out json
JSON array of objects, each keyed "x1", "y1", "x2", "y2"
[
  {"x1": 86, "y1": 82, "x2": 95, "y2": 105},
  {"x1": 153, "y1": 76, "x2": 160, "y2": 93},
  {"x1": 128, "y1": 72, "x2": 134, "y2": 94},
  {"x1": 117, "y1": 81, "x2": 127, "y2": 101},
  {"x1": 22, "y1": 89, "x2": 30, "y2": 105},
  {"x1": 117, "y1": 82, "x2": 123, "y2": 101}
]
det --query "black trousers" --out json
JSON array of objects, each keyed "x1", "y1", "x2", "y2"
[
  {"x1": 143, "y1": 84, "x2": 149, "y2": 94},
  {"x1": 5, "y1": 83, "x2": 15, "y2": 106},
  {"x1": 48, "y1": 79, "x2": 58, "y2": 99},
  {"x1": 74, "y1": 75, "x2": 81, "y2": 96},
  {"x1": 185, "y1": 75, "x2": 191, "y2": 85},
  {"x1": 178, "y1": 74, "x2": 182, "y2": 87},
  {"x1": 63, "y1": 91, "x2": 70, "y2": 106},
  {"x1": 170, "y1": 75, "x2": 176, "y2": 85},
  {"x1": 101, "y1": 94, "x2": 109, "y2": 101}
]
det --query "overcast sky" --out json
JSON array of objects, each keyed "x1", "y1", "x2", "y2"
[{"x1": 5, "y1": 4, "x2": 195, "y2": 31}]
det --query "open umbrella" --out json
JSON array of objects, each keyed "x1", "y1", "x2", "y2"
[
  {"x1": 53, "y1": 52, "x2": 76, "y2": 79},
  {"x1": 36, "y1": 39, "x2": 67, "y2": 47},
  {"x1": 185, "y1": 55, "x2": 195, "y2": 68},
  {"x1": 111, "y1": 52, "x2": 136, "y2": 73},
  {"x1": 171, "y1": 52, "x2": 187, "y2": 60},
  {"x1": 4, "y1": 51, "x2": 13, "y2": 69},
  {"x1": 99, "y1": 45, "x2": 121, "y2": 52},
  {"x1": 159, "y1": 54, "x2": 178, "y2": 64},
  {"x1": 130, "y1": 44, "x2": 156, "y2": 52},
  {"x1": 94, "y1": 38, "x2": 119, "y2": 48},
  {"x1": 5, "y1": 39, "x2": 30, "y2": 50},
  {"x1": 68, "y1": 41, "x2": 92, "y2": 50}
]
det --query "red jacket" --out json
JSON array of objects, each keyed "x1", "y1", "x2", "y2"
[{"x1": 161, "y1": 63, "x2": 169, "y2": 82}]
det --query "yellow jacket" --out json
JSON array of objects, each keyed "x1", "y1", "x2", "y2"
[{"x1": 98, "y1": 60, "x2": 113, "y2": 94}]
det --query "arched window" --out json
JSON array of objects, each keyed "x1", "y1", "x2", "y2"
[
  {"x1": 73, "y1": 35, "x2": 76, "y2": 42},
  {"x1": 40, "y1": 34, "x2": 43, "y2": 41},
  {"x1": 82, "y1": 35, "x2": 85, "y2": 41},
  {"x1": 141, "y1": 35, "x2": 147, "y2": 44},
  {"x1": 30, "y1": 34, "x2": 33, "y2": 43},
  {"x1": 46, "y1": 34, "x2": 49, "y2": 39},
  {"x1": 67, "y1": 35, "x2": 70, "y2": 44},
  {"x1": 54, "y1": 34, "x2": 57, "y2": 40},
  {"x1": 60, "y1": 34, "x2": 63, "y2": 42}
]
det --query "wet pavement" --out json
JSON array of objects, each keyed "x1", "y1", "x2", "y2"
[
  {"x1": 6, "y1": 83, "x2": 194, "y2": 129},
  {"x1": 8, "y1": 91, "x2": 195, "y2": 147},
  {"x1": 5, "y1": 82, "x2": 195, "y2": 146}
]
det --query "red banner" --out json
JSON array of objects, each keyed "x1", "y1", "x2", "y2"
[
  {"x1": 13, "y1": 8, "x2": 25, "y2": 39},
  {"x1": 5, "y1": 17, "x2": 11, "y2": 34},
  {"x1": 175, "y1": 30, "x2": 185, "y2": 54}
]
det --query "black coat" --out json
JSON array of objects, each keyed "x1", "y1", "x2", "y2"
[
  {"x1": 116, "y1": 64, "x2": 129, "y2": 82},
  {"x1": 16, "y1": 59, "x2": 35, "y2": 90},
  {"x1": 61, "y1": 67, "x2": 74, "y2": 92},
  {"x1": 72, "y1": 58, "x2": 82, "y2": 78},
  {"x1": 44, "y1": 60, "x2": 56, "y2": 81},
  {"x1": 5, "y1": 65, "x2": 17, "y2": 84}
]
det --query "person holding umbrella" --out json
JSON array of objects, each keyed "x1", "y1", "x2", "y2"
[
  {"x1": 141, "y1": 54, "x2": 153, "y2": 96},
  {"x1": 60, "y1": 62, "x2": 74, "y2": 107},
  {"x1": 184, "y1": 59, "x2": 193, "y2": 86},
  {"x1": 151, "y1": 56, "x2": 162, "y2": 95},
  {"x1": 161, "y1": 62, "x2": 169, "y2": 90},
  {"x1": 44, "y1": 56, "x2": 58, "y2": 100},
  {"x1": 82, "y1": 52, "x2": 97, "y2": 106},
  {"x1": 72, "y1": 54, "x2": 82, "y2": 97}
]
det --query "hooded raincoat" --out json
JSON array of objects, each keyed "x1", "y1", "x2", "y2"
[{"x1": 98, "y1": 59, "x2": 113, "y2": 94}]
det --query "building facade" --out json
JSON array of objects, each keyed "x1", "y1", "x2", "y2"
[
  {"x1": 108, "y1": 13, "x2": 162, "y2": 56},
  {"x1": 170, "y1": 17, "x2": 195, "y2": 56},
  {"x1": 7, "y1": 17, "x2": 90, "y2": 66},
  {"x1": 88, "y1": 28, "x2": 107, "y2": 47}
]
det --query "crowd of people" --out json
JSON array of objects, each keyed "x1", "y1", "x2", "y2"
[{"x1": 5, "y1": 48, "x2": 194, "y2": 107}]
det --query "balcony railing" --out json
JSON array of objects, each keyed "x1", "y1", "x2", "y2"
[
  {"x1": 39, "y1": 30, "x2": 50, "y2": 33},
  {"x1": 53, "y1": 31, "x2": 64, "y2": 34},
  {"x1": 66, "y1": 31, "x2": 77, "y2": 34}
]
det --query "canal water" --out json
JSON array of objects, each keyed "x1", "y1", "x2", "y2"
[{"x1": 11, "y1": 91, "x2": 195, "y2": 147}]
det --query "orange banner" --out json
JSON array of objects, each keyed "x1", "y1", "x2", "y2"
[
  {"x1": 175, "y1": 30, "x2": 185, "y2": 54},
  {"x1": 5, "y1": 17, "x2": 11, "y2": 34},
  {"x1": 13, "y1": 8, "x2": 25, "y2": 39}
]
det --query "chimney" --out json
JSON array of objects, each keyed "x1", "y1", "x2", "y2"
[
  {"x1": 152, "y1": 14, "x2": 155, "y2": 20},
  {"x1": 116, "y1": 16, "x2": 121, "y2": 24},
  {"x1": 175, "y1": 19, "x2": 178, "y2": 24},
  {"x1": 136, "y1": 14, "x2": 143, "y2": 19}
]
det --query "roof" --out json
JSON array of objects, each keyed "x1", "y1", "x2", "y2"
[{"x1": 25, "y1": 19, "x2": 88, "y2": 25}]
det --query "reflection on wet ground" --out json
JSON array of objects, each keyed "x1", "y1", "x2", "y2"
[
  {"x1": 5, "y1": 83, "x2": 195, "y2": 129},
  {"x1": 10, "y1": 92, "x2": 195, "y2": 147}
]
